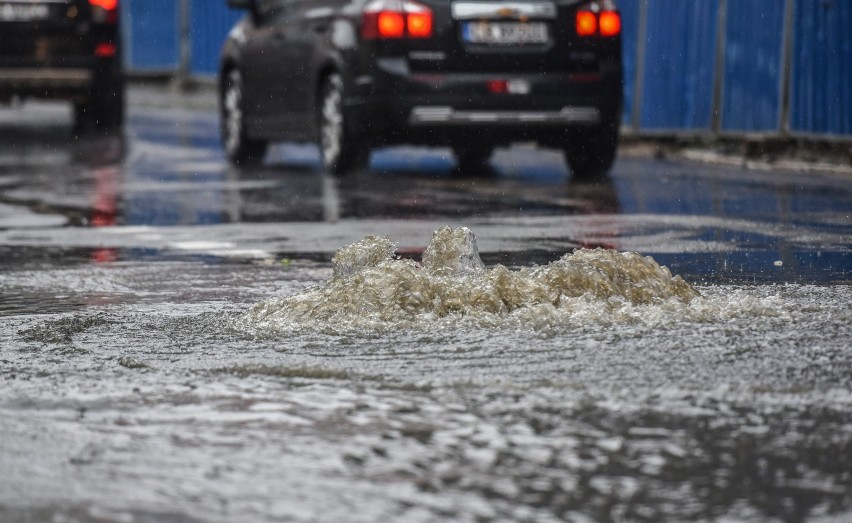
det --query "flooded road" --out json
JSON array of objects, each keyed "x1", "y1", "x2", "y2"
[{"x1": 1, "y1": 97, "x2": 851, "y2": 522}]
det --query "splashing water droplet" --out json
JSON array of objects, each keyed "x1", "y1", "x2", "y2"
[
  {"x1": 331, "y1": 235, "x2": 397, "y2": 279},
  {"x1": 422, "y1": 226, "x2": 485, "y2": 276}
]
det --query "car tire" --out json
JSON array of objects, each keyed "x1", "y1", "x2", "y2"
[
  {"x1": 73, "y1": 103, "x2": 96, "y2": 135},
  {"x1": 73, "y1": 83, "x2": 124, "y2": 135},
  {"x1": 318, "y1": 73, "x2": 368, "y2": 175},
  {"x1": 563, "y1": 125, "x2": 618, "y2": 179},
  {"x1": 453, "y1": 145, "x2": 494, "y2": 171},
  {"x1": 221, "y1": 68, "x2": 268, "y2": 166},
  {"x1": 99, "y1": 83, "x2": 125, "y2": 130}
]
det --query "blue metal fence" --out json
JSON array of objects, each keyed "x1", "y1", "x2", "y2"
[
  {"x1": 190, "y1": 2, "x2": 244, "y2": 75},
  {"x1": 639, "y1": 0, "x2": 719, "y2": 131},
  {"x1": 721, "y1": 0, "x2": 786, "y2": 133},
  {"x1": 618, "y1": 0, "x2": 640, "y2": 127},
  {"x1": 122, "y1": 0, "x2": 852, "y2": 140},
  {"x1": 123, "y1": 0, "x2": 242, "y2": 76},
  {"x1": 790, "y1": 0, "x2": 852, "y2": 137},
  {"x1": 123, "y1": 0, "x2": 180, "y2": 72}
]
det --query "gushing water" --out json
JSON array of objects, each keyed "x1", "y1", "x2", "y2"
[
  {"x1": 3, "y1": 229, "x2": 850, "y2": 523},
  {"x1": 248, "y1": 227, "x2": 701, "y2": 333}
]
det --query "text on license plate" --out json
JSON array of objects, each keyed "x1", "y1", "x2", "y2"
[
  {"x1": 462, "y1": 21, "x2": 549, "y2": 45},
  {"x1": 0, "y1": 3, "x2": 50, "y2": 21}
]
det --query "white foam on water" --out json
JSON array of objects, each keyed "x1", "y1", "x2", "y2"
[{"x1": 245, "y1": 227, "x2": 751, "y2": 335}]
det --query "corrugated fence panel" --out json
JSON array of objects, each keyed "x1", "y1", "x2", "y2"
[
  {"x1": 721, "y1": 0, "x2": 785, "y2": 132},
  {"x1": 190, "y1": 2, "x2": 245, "y2": 76},
  {"x1": 640, "y1": 0, "x2": 718, "y2": 131},
  {"x1": 618, "y1": 0, "x2": 641, "y2": 127},
  {"x1": 123, "y1": 0, "x2": 179, "y2": 71},
  {"x1": 790, "y1": 0, "x2": 852, "y2": 136}
]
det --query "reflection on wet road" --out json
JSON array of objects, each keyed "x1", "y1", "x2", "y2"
[
  {"x1": 1, "y1": 102, "x2": 850, "y2": 282},
  {"x1": 1, "y1": 100, "x2": 851, "y2": 522}
]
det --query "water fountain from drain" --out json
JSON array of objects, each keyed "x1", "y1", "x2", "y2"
[{"x1": 248, "y1": 227, "x2": 699, "y2": 332}]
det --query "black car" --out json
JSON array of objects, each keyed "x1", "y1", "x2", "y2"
[
  {"x1": 221, "y1": 0, "x2": 622, "y2": 177},
  {"x1": 0, "y1": 0, "x2": 124, "y2": 132}
]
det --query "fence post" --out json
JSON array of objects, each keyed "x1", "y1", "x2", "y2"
[
  {"x1": 177, "y1": 0, "x2": 192, "y2": 87},
  {"x1": 631, "y1": 0, "x2": 649, "y2": 133},
  {"x1": 779, "y1": 0, "x2": 795, "y2": 135},
  {"x1": 711, "y1": 0, "x2": 728, "y2": 135}
]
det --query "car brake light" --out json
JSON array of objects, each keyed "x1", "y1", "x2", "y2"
[
  {"x1": 377, "y1": 11, "x2": 405, "y2": 38},
  {"x1": 487, "y1": 80, "x2": 509, "y2": 94},
  {"x1": 95, "y1": 42, "x2": 117, "y2": 57},
  {"x1": 406, "y1": 8, "x2": 432, "y2": 38},
  {"x1": 575, "y1": 11, "x2": 597, "y2": 36},
  {"x1": 599, "y1": 11, "x2": 621, "y2": 36},
  {"x1": 362, "y1": 0, "x2": 433, "y2": 40},
  {"x1": 575, "y1": 9, "x2": 620, "y2": 37},
  {"x1": 89, "y1": 0, "x2": 119, "y2": 24}
]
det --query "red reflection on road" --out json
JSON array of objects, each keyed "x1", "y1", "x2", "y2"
[
  {"x1": 569, "y1": 178, "x2": 621, "y2": 250},
  {"x1": 90, "y1": 165, "x2": 119, "y2": 263}
]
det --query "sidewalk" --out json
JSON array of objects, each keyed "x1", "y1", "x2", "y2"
[
  {"x1": 620, "y1": 135, "x2": 852, "y2": 176},
  {"x1": 128, "y1": 78, "x2": 217, "y2": 111}
]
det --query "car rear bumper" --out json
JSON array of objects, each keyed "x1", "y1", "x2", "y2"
[
  {"x1": 0, "y1": 64, "x2": 123, "y2": 101},
  {"x1": 346, "y1": 61, "x2": 622, "y2": 146},
  {"x1": 408, "y1": 106, "x2": 601, "y2": 126},
  {"x1": 0, "y1": 68, "x2": 93, "y2": 87}
]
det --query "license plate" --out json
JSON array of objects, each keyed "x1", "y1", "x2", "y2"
[
  {"x1": 462, "y1": 21, "x2": 549, "y2": 45},
  {"x1": 0, "y1": 3, "x2": 51, "y2": 22}
]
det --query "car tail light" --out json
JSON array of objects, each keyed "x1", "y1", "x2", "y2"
[
  {"x1": 575, "y1": 11, "x2": 597, "y2": 36},
  {"x1": 362, "y1": 0, "x2": 433, "y2": 40},
  {"x1": 95, "y1": 42, "x2": 117, "y2": 57},
  {"x1": 89, "y1": 0, "x2": 119, "y2": 24},
  {"x1": 376, "y1": 11, "x2": 405, "y2": 38},
  {"x1": 487, "y1": 80, "x2": 509, "y2": 94},
  {"x1": 575, "y1": 0, "x2": 620, "y2": 38},
  {"x1": 405, "y1": 4, "x2": 433, "y2": 38},
  {"x1": 599, "y1": 11, "x2": 621, "y2": 36}
]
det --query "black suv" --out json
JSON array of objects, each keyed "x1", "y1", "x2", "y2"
[
  {"x1": 221, "y1": 0, "x2": 622, "y2": 177},
  {"x1": 0, "y1": 0, "x2": 124, "y2": 132}
]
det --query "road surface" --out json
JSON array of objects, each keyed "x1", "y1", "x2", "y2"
[{"x1": 1, "y1": 96, "x2": 851, "y2": 522}]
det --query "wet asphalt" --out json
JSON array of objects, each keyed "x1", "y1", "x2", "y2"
[
  {"x1": 0, "y1": 89, "x2": 851, "y2": 522},
  {"x1": 1, "y1": 87, "x2": 850, "y2": 283}
]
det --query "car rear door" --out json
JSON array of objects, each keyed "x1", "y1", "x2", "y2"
[{"x1": 241, "y1": 0, "x2": 311, "y2": 137}]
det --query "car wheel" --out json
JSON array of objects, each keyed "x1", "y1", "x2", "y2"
[
  {"x1": 318, "y1": 73, "x2": 368, "y2": 175},
  {"x1": 563, "y1": 126, "x2": 618, "y2": 179},
  {"x1": 453, "y1": 145, "x2": 494, "y2": 171},
  {"x1": 73, "y1": 102, "x2": 95, "y2": 134},
  {"x1": 99, "y1": 82, "x2": 125, "y2": 130},
  {"x1": 73, "y1": 84, "x2": 124, "y2": 135},
  {"x1": 221, "y1": 68, "x2": 267, "y2": 166}
]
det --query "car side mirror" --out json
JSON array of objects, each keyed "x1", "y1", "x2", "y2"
[{"x1": 227, "y1": 0, "x2": 254, "y2": 9}]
